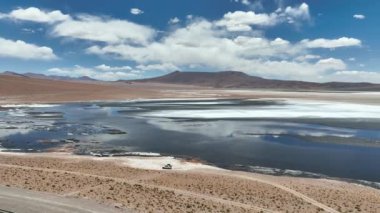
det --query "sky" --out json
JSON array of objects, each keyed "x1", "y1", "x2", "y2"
[{"x1": 0, "y1": 0, "x2": 379, "y2": 82}]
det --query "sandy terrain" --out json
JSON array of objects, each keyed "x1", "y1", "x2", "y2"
[
  {"x1": 0, "y1": 74, "x2": 181, "y2": 104},
  {"x1": 1, "y1": 74, "x2": 380, "y2": 105},
  {"x1": 0, "y1": 152, "x2": 379, "y2": 213}
]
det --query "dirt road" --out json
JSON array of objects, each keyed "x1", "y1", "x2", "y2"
[{"x1": 0, "y1": 185, "x2": 125, "y2": 213}]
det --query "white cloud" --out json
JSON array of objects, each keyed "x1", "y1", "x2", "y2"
[
  {"x1": 284, "y1": 3, "x2": 310, "y2": 23},
  {"x1": 130, "y1": 8, "x2": 144, "y2": 15},
  {"x1": 301, "y1": 37, "x2": 361, "y2": 49},
  {"x1": 168, "y1": 17, "x2": 180, "y2": 24},
  {"x1": 48, "y1": 65, "x2": 141, "y2": 81},
  {"x1": 234, "y1": 0, "x2": 260, "y2": 8},
  {"x1": 241, "y1": 0, "x2": 251, "y2": 5},
  {"x1": 86, "y1": 20, "x2": 301, "y2": 66},
  {"x1": 315, "y1": 58, "x2": 346, "y2": 70},
  {"x1": 326, "y1": 70, "x2": 380, "y2": 83},
  {"x1": 295, "y1": 54, "x2": 321, "y2": 62},
  {"x1": 216, "y1": 3, "x2": 310, "y2": 31},
  {"x1": 2, "y1": 7, "x2": 154, "y2": 45},
  {"x1": 0, "y1": 37, "x2": 57, "y2": 60},
  {"x1": 21, "y1": 28, "x2": 36, "y2": 33},
  {"x1": 348, "y1": 57, "x2": 356, "y2": 61},
  {"x1": 86, "y1": 19, "x2": 359, "y2": 81},
  {"x1": 136, "y1": 63, "x2": 179, "y2": 72},
  {"x1": 353, "y1": 14, "x2": 365, "y2": 20},
  {"x1": 1, "y1": 5, "x2": 368, "y2": 82},
  {"x1": 216, "y1": 11, "x2": 277, "y2": 31},
  {"x1": 270, "y1": 37, "x2": 290, "y2": 46},
  {"x1": 23, "y1": 27, "x2": 43, "y2": 34},
  {"x1": 3, "y1": 7, "x2": 69, "y2": 23},
  {"x1": 95, "y1": 64, "x2": 132, "y2": 71},
  {"x1": 52, "y1": 15, "x2": 156, "y2": 44}
]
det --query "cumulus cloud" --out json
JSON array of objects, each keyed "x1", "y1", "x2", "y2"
[
  {"x1": 1, "y1": 7, "x2": 154, "y2": 45},
  {"x1": 51, "y1": 15, "x2": 156, "y2": 44},
  {"x1": 168, "y1": 17, "x2": 180, "y2": 24},
  {"x1": 216, "y1": 11, "x2": 278, "y2": 31},
  {"x1": 47, "y1": 63, "x2": 175, "y2": 81},
  {"x1": 136, "y1": 63, "x2": 179, "y2": 72},
  {"x1": 315, "y1": 58, "x2": 346, "y2": 70},
  {"x1": 85, "y1": 19, "x2": 359, "y2": 81},
  {"x1": 283, "y1": 3, "x2": 310, "y2": 23},
  {"x1": 2, "y1": 7, "x2": 69, "y2": 23},
  {"x1": 0, "y1": 3, "x2": 344, "y2": 81},
  {"x1": 241, "y1": 0, "x2": 251, "y2": 6},
  {"x1": 301, "y1": 37, "x2": 361, "y2": 49},
  {"x1": 325, "y1": 70, "x2": 380, "y2": 83},
  {"x1": 295, "y1": 54, "x2": 321, "y2": 62},
  {"x1": 130, "y1": 8, "x2": 144, "y2": 15},
  {"x1": 233, "y1": 0, "x2": 261, "y2": 8},
  {"x1": 353, "y1": 14, "x2": 365, "y2": 20},
  {"x1": 87, "y1": 18, "x2": 343, "y2": 70},
  {"x1": 95, "y1": 64, "x2": 132, "y2": 71},
  {"x1": 48, "y1": 65, "x2": 141, "y2": 81},
  {"x1": 0, "y1": 5, "x2": 369, "y2": 82},
  {"x1": 86, "y1": 20, "x2": 299, "y2": 65},
  {"x1": 216, "y1": 3, "x2": 310, "y2": 31},
  {"x1": 0, "y1": 37, "x2": 57, "y2": 60}
]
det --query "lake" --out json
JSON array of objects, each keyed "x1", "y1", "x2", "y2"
[{"x1": 1, "y1": 99, "x2": 380, "y2": 185}]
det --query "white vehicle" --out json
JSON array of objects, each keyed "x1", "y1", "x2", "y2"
[{"x1": 162, "y1": 164, "x2": 172, "y2": 170}]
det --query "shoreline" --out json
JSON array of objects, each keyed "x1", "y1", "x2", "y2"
[
  {"x1": 0, "y1": 151, "x2": 379, "y2": 212},
  {"x1": 1, "y1": 149, "x2": 380, "y2": 190}
]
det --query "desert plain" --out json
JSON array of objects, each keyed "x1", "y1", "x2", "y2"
[{"x1": 0, "y1": 74, "x2": 380, "y2": 213}]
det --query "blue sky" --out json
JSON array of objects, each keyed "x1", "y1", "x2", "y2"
[{"x1": 0, "y1": 0, "x2": 379, "y2": 82}]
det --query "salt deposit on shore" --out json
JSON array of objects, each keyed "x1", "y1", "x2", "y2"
[
  {"x1": 141, "y1": 99, "x2": 380, "y2": 119},
  {"x1": 120, "y1": 156, "x2": 223, "y2": 171},
  {"x1": 1, "y1": 104, "x2": 59, "y2": 108}
]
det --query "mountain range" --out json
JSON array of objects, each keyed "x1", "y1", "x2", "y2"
[
  {"x1": 2, "y1": 70, "x2": 380, "y2": 91},
  {"x1": 1, "y1": 71, "x2": 97, "y2": 82},
  {"x1": 128, "y1": 71, "x2": 380, "y2": 91}
]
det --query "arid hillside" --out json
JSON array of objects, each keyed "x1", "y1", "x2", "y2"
[
  {"x1": 0, "y1": 74, "x2": 164, "y2": 103},
  {"x1": 131, "y1": 71, "x2": 380, "y2": 91}
]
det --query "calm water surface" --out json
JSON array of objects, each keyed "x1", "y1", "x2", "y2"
[{"x1": 1, "y1": 99, "x2": 380, "y2": 184}]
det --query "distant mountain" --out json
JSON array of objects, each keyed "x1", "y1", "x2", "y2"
[
  {"x1": 2, "y1": 71, "x2": 29, "y2": 78},
  {"x1": 1, "y1": 71, "x2": 97, "y2": 82},
  {"x1": 3, "y1": 70, "x2": 380, "y2": 91},
  {"x1": 128, "y1": 71, "x2": 380, "y2": 91}
]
